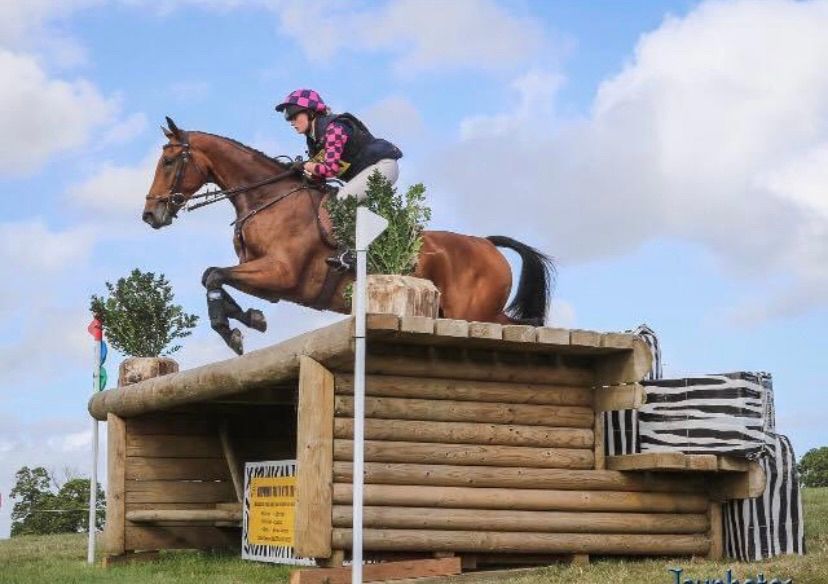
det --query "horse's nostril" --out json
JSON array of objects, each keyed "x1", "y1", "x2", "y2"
[{"x1": 142, "y1": 211, "x2": 154, "y2": 224}]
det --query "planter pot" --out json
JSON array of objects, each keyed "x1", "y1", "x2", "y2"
[
  {"x1": 354, "y1": 274, "x2": 440, "y2": 318},
  {"x1": 118, "y1": 356, "x2": 179, "y2": 387}
]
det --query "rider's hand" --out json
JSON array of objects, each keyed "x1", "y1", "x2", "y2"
[{"x1": 302, "y1": 162, "x2": 317, "y2": 178}]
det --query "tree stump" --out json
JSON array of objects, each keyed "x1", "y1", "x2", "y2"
[
  {"x1": 118, "y1": 357, "x2": 179, "y2": 387},
  {"x1": 356, "y1": 275, "x2": 440, "y2": 318}
]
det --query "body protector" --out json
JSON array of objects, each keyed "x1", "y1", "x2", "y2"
[{"x1": 306, "y1": 113, "x2": 402, "y2": 181}]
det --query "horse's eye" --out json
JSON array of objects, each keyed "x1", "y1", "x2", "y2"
[{"x1": 162, "y1": 157, "x2": 174, "y2": 166}]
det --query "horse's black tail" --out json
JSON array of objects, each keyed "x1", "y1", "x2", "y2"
[{"x1": 487, "y1": 235, "x2": 556, "y2": 326}]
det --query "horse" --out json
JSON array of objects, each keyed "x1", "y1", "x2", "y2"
[{"x1": 143, "y1": 117, "x2": 555, "y2": 355}]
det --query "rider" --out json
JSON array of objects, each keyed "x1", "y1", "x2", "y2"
[{"x1": 275, "y1": 88, "x2": 403, "y2": 271}]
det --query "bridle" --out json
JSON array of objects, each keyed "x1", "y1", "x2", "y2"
[{"x1": 145, "y1": 132, "x2": 311, "y2": 223}]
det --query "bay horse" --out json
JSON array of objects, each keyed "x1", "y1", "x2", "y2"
[{"x1": 143, "y1": 117, "x2": 555, "y2": 355}]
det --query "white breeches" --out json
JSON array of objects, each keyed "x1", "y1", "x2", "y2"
[{"x1": 336, "y1": 159, "x2": 400, "y2": 201}]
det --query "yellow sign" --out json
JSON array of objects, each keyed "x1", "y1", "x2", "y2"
[{"x1": 247, "y1": 476, "x2": 297, "y2": 546}]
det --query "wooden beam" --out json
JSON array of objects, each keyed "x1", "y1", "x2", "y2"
[
  {"x1": 294, "y1": 356, "x2": 335, "y2": 559},
  {"x1": 126, "y1": 509, "x2": 242, "y2": 523},
  {"x1": 332, "y1": 529, "x2": 710, "y2": 556},
  {"x1": 593, "y1": 411, "x2": 605, "y2": 471},
  {"x1": 333, "y1": 484, "x2": 708, "y2": 513},
  {"x1": 593, "y1": 384, "x2": 646, "y2": 411},
  {"x1": 289, "y1": 557, "x2": 461, "y2": 584},
  {"x1": 88, "y1": 318, "x2": 353, "y2": 420},
  {"x1": 593, "y1": 337, "x2": 653, "y2": 385},
  {"x1": 710, "y1": 462, "x2": 766, "y2": 500},
  {"x1": 607, "y1": 453, "x2": 696, "y2": 471},
  {"x1": 707, "y1": 502, "x2": 724, "y2": 560},
  {"x1": 333, "y1": 462, "x2": 708, "y2": 493},
  {"x1": 218, "y1": 420, "x2": 243, "y2": 502},
  {"x1": 104, "y1": 414, "x2": 126, "y2": 555}
]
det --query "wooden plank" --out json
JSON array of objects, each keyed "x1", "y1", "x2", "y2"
[
  {"x1": 707, "y1": 502, "x2": 724, "y2": 560},
  {"x1": 331, "y1": 506, "x2": 709, "y2": 534},
  {"x1": 334, "y1": 440, "x2": 594, "y2": 470},
  {"x1": 366, "y1": 313, "x2": 401, "y2": 332},
  {"x1": 218, "y1": 420, "x2": 244, "y2": 502},
  {"x1": 434, "y1": 319, "x2": 469, "y2": 338},
  {"x1": 364, "y1": 353, "x2": 594, "y2": 386},
  {"x1": 570, "y1": 330, "x2": 602, "y2": 347},
  {"x1": 332, "y1": 529, "x2": 710, "y2": 556},
  {"x1": 294, "y1": 356, "x2": 335, "y2": 559},
  {"x1": 125, "y1": 481, "x2": 236, "y2": 504},
  {"x1": 600, "y1": 333, "x2": 635, "y2": 350},
  {"x1": 400, "y1": 316, "x2": 434, "y2": 334},
  {"x1": 606, "y1": 453, "x2": 688, "y2": 471},
  {"x1": 89, "y1": 318, "x2": 354, "y2": 420},
  {"x1": 535, "y1": 327, "x2": 570, "y2": 345},
  {"x1": 593, "y1": 337, "x2": 653, "y2": 385},
  {"x1": 126, "y1": 414, "x2": 214, "y2": 436},
  {"x1": 289, "y1": 557, "x2": 461, "y2": 584},
  {"x1": 126, "y1": 434, "x2": 223, "y2": 458},
  {"x1": 333, "y1": 418, "x2": 593, "y2": 449},
  {"x1": 104, "y1": 414, "x2": 126, "y2": 555},
  {"x1": 593, "y1": 384, "x2": 646, "y2": 411},
  {"x1": 710, "y1": 462, "x2": 766, "y2": 501},
  {"x1": 125, "y1": 525, "x2": 239, "y2": 551},
  {"x1": 335, "y1": 375, "x2": 593, "y2": 407},
  {"x1": 335, "y1": 396, "x2": 594, "y2": 428},
  {"x1": 332, "y1": 484, "x2": 709, "y2": 513},
  {"x1": 468, "y1": 322, "x2": 502, "y2": 340},
  {"x1": 125, "y1": 457, "x2": 230, "y2": 481},
  {"x1": 126, "y1": 509, "x2": 242, "y2": 523},
  {"x1": 686, "y1": 455, "x2": 718, "y2": 472},
  {"x1": 502, "y1": 325, "x2": 536, "y2": 343},
  {"x1": 333, "y1": 462, "x2": 708, "y2": 493},
  {"x1": 717, "y1": 456, "x2": 751, "y2": 472},
  {"x1": 593, "y1": 411, "x2": 605, "y2": 471}
]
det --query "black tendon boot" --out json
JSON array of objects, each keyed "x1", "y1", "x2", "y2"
[{"x1": 325, "y1": 248, "x2": 357, "y2": 272}]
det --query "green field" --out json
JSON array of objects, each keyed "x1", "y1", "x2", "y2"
[{"x1": 1, "y1": 488, "x2": 825, "y2": 584}]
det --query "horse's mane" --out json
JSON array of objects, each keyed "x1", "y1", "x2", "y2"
[{"x1": 192, "y1": 131, "x2": 291, "y2": 170}]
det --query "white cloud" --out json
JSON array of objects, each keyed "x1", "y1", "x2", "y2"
[
  {"x1": 435, "y1": 0, "x2": 828, "y2": 322},
  {"x1": 276, "y1": 0, "x2": 549, "y2": 74},
  {"x1": 67, "y1": 149, "x2": 159, "y2": 217},
  {"x1": 102, "y1": 112, "x2": 148, "y2": 145},
  {"x1": 0, "y1": 220, "x2": 95, "y2": 272},
  {"x1": 169, "y1": 80, "x2": 211, "y2": 101},
  {"x1": 360, "y1": 96, "x2": 424, "y2": 143}
]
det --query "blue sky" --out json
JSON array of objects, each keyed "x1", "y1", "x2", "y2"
[{"x1": 0, "y1": 0, "x2": 826, "y2": 537}]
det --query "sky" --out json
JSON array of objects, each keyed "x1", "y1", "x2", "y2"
[{"x1": 0, "y1": 0, "x2": 826, "y2": 537}]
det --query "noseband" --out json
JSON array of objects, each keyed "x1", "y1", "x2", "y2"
[{"x1": 146, "y1": 131, "x2": 212, "y2": 217}]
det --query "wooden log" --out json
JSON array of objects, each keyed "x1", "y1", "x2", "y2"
[
  {"x1": 89, "y1": 318, "x2": 354, "y2": 420},
  {"x1": 104, "y1": 414, "x2": 126, "y2": 555},
  {"x1": 332, "y1": 462, "x2": 708, "y2": 493},
  {"x1": 502, "y1": 325, "x2": 536, "y2": 343},
  {"x1": 333, "y1": 418, "x2": 593, "y2": 449},
  {"x1": 435, "y1": 319, "x2": 469, "y2": 338},
  {"x1": 126, "y1": 509, "x2": 242, "y2": 523},
  {"x1": 707, "y1": 502, "x2": 724, "y2": 560},
  {"x1": 468, "y1": 322, "x2": 503, "y2": 340},
  {"x1": 125, "y1": 480, "x2": 236, "y2": 504},
  {"x1": 366, "y1": 313, "x2": 401, "y2": 332},
  {"x1": 710, "y1": 462, "x2": 766, "y2": 501},
  {"x1": 125, "y1": 525, "x2": 239, "y2": 551},
  {"x1": 332, "y1": 484, "x2": 708, "y2": 513},
  {"x1": 362, "y1": 275, "x2": 440, "y2": 318},
  {"x1": 335, "y1": 375, "x2": 594, "y2": 407},
  {"x1": 594, "y1": 337, "x2": 652, "y2": 385},
  {"x1": 593, "y1": 384, "x2": 646, "y2": 411},
  {"x1": 606, "y1": 452, "x2": 688, "y2": 471},
  {"x1": 686, "y1": 455, "x2": 718, "y2": 472},
  {"x1": 125, "y1": 457, "x2": 230, "y2": 481},
  {"x1": 125, "y1": 434, "x2": 223, "y2": 458},
  {"x1": 363, "y1": 353, "x2": 595, "y2": 386},
  {"x1": 218, "y1": 420, "x2": 243, "y2": 502},
  {"x1": 400, "y1": 316, "x2": 435, "y2": 334},
  {"x1": 294, "y1": 356, "x2": 335, "y2": 559},
  {"x1": 334, "y1": 440, "x2": 594, "y2": 470},
  {"x1": 569, "y1": 330, "x2": 602, "y2": 348},
  {"x1": 332, "y1": 529, "x2": 710, "y2": 556},
  {"x1": 593, "y1": 411, "x2": 605, "y2": 471},
  {"x1": 289, "y1": 557, "x2": 461, "y2": 584},
  {"x1": 535, "y1": 327, "x2": 570, "y2": 345},
  {"x1": 331, "y1": 506, "x2": 709, "y2": 534},
  {"x1": 118, "y1": 357, "x2": 179, "y2": 387},
  {"x1": 126, "y1": 414, "x2": 214, "y2": 436},
  {"x1": 600, "y1": 333, "x2": 635, "y2": 350},
  {"x1": 334, "y1": 396, "x2": 594, "y2": 428}
]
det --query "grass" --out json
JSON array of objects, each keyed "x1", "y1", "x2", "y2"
[{"x1": 1, "y1": 488, "x2": 825, "y2": 584}]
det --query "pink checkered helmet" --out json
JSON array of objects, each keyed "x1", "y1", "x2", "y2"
[{"x1": 275, "y1": 88, "x2": 328, "y2": 117}]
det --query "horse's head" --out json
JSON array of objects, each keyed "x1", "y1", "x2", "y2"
[{"x1": 143, "y1": 117, "x2": 211, "y2": 229}]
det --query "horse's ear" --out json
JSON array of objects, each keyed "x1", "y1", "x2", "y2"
[
  {"x1": 161, "y1": 125, "x2": 175, "y2": 139},
  {"x1": 165, "y1": 116, "x2": 181, "y2": 139}
]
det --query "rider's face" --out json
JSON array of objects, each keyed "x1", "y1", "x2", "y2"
[{"x1": 289, "y1": 112, "x2": 311, "y2": 134}]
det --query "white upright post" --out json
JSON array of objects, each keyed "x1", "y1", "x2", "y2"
[
  {"x1": 352, "y1": 207, "x2": 387, "y2": 584},
  {"x1": 87, "y1": 333, "x2": 101, "y2": 565}
]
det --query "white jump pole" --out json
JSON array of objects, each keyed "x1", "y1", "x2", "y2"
[
  {"x1": 352, "y1": 207, "x2": 387, "y2": 584},
  {"x1": 87, "y1": 319, "x2": 102, "y2": 565}
]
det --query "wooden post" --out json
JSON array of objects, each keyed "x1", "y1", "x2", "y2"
[
  {"x1": 218, "y1": 420, "x2": 243, "y2": 502},
  {"x1": 707, "y1": 501, "x2": 723, "y2": 560},
  {"x1": 104, "y1": 414, "x2": 126, "y2": 556},
  {"x1": 593, "y1": 410, "x2": 605, "y2": 470},
  {"x1": 295, "y1": 356, "x2": 335, "y2": 559}
]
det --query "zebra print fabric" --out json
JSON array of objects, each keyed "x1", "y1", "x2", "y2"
[
  {"x1": 724, "y1": 434, "x2": 805, "y2": 560},
  {"x1": 639, "y1": 372, "x2": 770, "y2": 458}
]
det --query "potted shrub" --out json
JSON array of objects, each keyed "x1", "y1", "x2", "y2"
[
  {"x1": 326, "y1": 171, "x2": 439, "y2": 318},
  {"x1": 90, "y1": 269, "x2": 198, "y2": 387}
]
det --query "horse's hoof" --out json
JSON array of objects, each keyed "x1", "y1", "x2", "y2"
[
  {"x1": 247, "y1": 309, "x2": 267, "y2": 333},
  {"x1": 229, "y1": 328, "x2": 244, "y2": 355}
]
